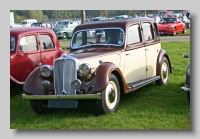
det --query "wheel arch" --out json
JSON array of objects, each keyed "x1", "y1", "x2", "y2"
[
  {"x1": 83, "y1": 62, "x2": 128, "y2": 95},
  {"x1": 156, "y1": 49, "x2": 173, "y2": 76}
]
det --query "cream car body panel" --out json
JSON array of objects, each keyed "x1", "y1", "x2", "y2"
[
  {"x1": 79, "y1": 52, "x2": 121, "y2": 70},
  {"x1": 122, "y1": 47, "x2": 146, "y2": 83},
  {"x1": 145, "y1": 43, "x2": 161, "y2": 78}
]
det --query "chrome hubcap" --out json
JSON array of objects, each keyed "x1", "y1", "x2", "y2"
[
  {"x1": 161, "y1": 62, "x2": 168, "y2": 83},
  {"x1": 105, "y1": 81, "x2": 117, "y2": 109}
]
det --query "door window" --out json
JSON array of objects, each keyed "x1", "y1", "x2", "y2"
[
  {"x1": 19, "y1": 35, "x2": 37, "y2": 52},
  {"x1": 39, "y1": 35, "x2": 55, "y2": 50}
]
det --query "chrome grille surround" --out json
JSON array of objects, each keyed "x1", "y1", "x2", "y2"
[{"x1": 54, "y1": 55, "x2": 80, "y2": 95}]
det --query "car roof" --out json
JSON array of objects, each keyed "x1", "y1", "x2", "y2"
[
  {"x1": 10, "y1": 27, "x2": 54, "y2": 36},
  {"x1": 74, "y1": 17, "x2": 154, "y2": 31}
]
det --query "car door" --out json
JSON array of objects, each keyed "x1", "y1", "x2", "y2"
[
  {"x1": 121, "y1": 23, "x2": 146, "y2": 84},
  {"x1": 39, "y1": 34, "x2": 58, "y2": 65},
  {"x1": 141, "y1": 22, "x2": 161, "y2": 78},
  {"x1": 16, "y1": 34, "x2": 41, "y2": 80}
]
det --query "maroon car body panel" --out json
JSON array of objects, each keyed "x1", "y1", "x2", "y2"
[{"x1": 10, "y1": 27, "x2": 67, "y2": 85}]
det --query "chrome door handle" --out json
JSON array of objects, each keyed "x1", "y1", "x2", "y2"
[{"x1": 126, "y1": 53, "x2": 130, "y2": 55}]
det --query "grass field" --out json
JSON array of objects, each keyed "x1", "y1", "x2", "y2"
[{"x1": 10, "y1": 41, "x2": 190, "y2": 130}]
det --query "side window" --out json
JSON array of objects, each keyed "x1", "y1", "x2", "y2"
[
  {"x1": 142, "y1": 22, "x2": 154, "y2": 41},
  {"x1": 127, "y1": 24, "x2": 142, "y2": 45},
  {"x1": 153, "y1": 23, "x2": 159, "y2": 39},
  {"x1": 19, "y1": 35, "x2": 37, "y2": 52},
  {"x1": 39, "y1": 35, "x2": 55, "y2": 50}
]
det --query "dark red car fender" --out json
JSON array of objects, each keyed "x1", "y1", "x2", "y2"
[
  {"x1": 80, "y1": 62, "x2": 129, "y2": 95},
  {"x1": 56, "y1": 49, "x2": 68, "y2": 58},
  {"x1": 156, "y1": 49, "x2": 173, "y2": 76},
  {"x1": 23, "y1": 67, "x2": 54, "y2": 95}
]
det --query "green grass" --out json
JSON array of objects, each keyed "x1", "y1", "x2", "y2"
[{"x1": 10, "y1": 41, "x2": 190, "y2": 130}]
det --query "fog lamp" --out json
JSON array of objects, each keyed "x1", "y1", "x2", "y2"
[{"x1": 71, "y1": 79, "x2": 82, "y2": 90}]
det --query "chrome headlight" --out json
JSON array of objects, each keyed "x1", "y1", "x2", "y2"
[
  {"x1": 71, "y1": 79, "x2": 82, "y2": 90},
  {"x1": 79, "y1": 63, "x2": 91, "y2": 76},
  {"x1": 187, "y1": 67, "x2": 190, "y2": 76},
  {"x1": 40, "y1": 65, "x2": 53, "y2": 77}
]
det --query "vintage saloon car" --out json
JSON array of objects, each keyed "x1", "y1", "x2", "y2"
[
  {"x1": 22, "y1": 17, "x2": 173, "y2": 114},
  {"x1": 10, "y1": 27, "x2": 67, "y2": 86}
]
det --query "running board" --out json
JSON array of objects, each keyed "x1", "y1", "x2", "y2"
[{"x1": 127, "y1": 76, "x2": 160, "y2": 92}]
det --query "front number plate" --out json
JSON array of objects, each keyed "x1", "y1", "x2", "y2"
[{"x1": 48, "y1": 100, "x2": 77, "y2": 108}]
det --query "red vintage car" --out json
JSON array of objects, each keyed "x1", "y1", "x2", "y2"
[
  {"x1": 157, "y1": 17, "x2": 187, "y2": 36},
  {"x1": 10, "y1": 27, "x2": 67, "y2": 86}
]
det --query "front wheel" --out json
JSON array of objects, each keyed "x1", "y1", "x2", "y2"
[
  {"x1": 30, "y1": 100, "x2": 52, "y2": 114},
  {"x1": 172, "y1": 27, "x2": 176, "y2": 36},
  {"x1": 96, "y1": 74, "x2": 120, "y2": 114},
  {"x1": 156, "y1": 57, "x2": 170, "y2": 86}
]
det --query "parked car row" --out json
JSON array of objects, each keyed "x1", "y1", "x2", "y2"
[{"x1": 10, "y1": 16, "x2": 190, "y2": 116}]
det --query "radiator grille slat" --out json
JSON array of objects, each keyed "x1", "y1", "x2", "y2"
[{"x1": 54, "y1": 59, "x2": 76, "y2": 95}]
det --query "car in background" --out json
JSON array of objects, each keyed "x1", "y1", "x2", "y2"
[
  {"x1": 181, "y1": 53, "x2": 190, "y2": 103},
  {"x1": 89, "y1": 17, "x2": 108, "y2": 22},
  {"x1": 147, "y1": 16, "x2": 161, "y2": 23},
  {"x1": 53, "y1": 20, "x2": 79, "y2": 39},
  {"x1": 157, "y1": 17, "x2": 187, "y2": 36},
  {"x1": 20, "y1": 19, "x2": 37, "y2": 27},
  {"x1": 10, "y1": 27, "x2": 67, "y2": 87},
  {"x1": 179, "y1": 16, "x2": 190, "y2": 28},
  {"x1": 22, "y1": 17, "x2": 173, "y2": 115},
  {"x1": 10, "y1": 23, "x2": 23, "y2": 28},
  {"x1": 31, "y1": 22, "x2": 55, "y2": 29}
]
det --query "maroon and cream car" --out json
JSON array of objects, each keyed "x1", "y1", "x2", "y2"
[
  {"x1": 22, "y1": 17, "x2": 173, "y2": 114},
  {"x1": 10, "y1": 27, "x2": 67, "y2": 86}
]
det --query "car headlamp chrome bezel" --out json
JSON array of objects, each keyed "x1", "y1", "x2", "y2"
[
  {"x1": 71, "y1": 79, "x2": 82, "y2": 90},
  {"x1": 40, "y1": 65, "x2": 53, "y2": 77},
  {"x1": 78, "y1": 63, "x2": 91, "y2": 76}
]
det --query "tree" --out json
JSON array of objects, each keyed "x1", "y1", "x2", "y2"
[{"x1": 82, "y1": 10, "x2": 86, "y2": 23}]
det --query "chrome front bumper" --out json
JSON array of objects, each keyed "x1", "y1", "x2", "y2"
[{"x1": 22, "y1": 93, "x2": 101, "y2": 100}]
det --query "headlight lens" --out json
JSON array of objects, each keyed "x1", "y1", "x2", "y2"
[
  {"x1": 187, "y1": 67, "x2": 190, "y2": 76},
  {"x1": 40, "y1": 65, "x2": 52, "y2": 77},
  {"x1": 79, "y1": 63, "x2": 91, "y2": 76},
  {"x1": 71, "y1": 79, "x2": 82, "y2": 90}
]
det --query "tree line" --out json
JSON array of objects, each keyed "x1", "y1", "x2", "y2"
[{"x1": 10, "y1": 10, "x2": 161, "y2": 23}]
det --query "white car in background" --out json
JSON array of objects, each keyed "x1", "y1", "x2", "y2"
[{"x1": 10, "y1": 23, "x2": 23, "y2": 28}]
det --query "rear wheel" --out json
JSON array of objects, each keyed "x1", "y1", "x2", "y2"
[
  {"x1": 30, "y1": 100, "x2": 52, "y2": 114},
  {"x1": 62, "y1": 33, "x2": 68, "y2": 39},
  {"x1": 156, "y1": 57, "x2": 170, "y2": 86},
  {"x1": 96, "y1": 74, "x2": 120, "y2": 114},
  {"x1": 182, "y1": 27, "x2": 187, "y2": 34}
]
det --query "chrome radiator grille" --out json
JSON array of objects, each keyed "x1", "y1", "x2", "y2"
[{"x1": 54, "y1": 58, "x2": 77, "y2": 95}]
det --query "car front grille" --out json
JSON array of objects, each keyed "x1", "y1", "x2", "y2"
[{"x1": 54, "y1": 57, "x2": 77, "y2": 95}]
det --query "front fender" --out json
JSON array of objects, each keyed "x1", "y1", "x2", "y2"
[
  {"x1": 156, "y1": 49, "x2": 173, "y2": 76},
  {"x1": 80, "y1": 62, "x2": 127, "y2": 94},
  {"x1": 23, "y1": 67, "x2": 54, "y2": 95}
]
